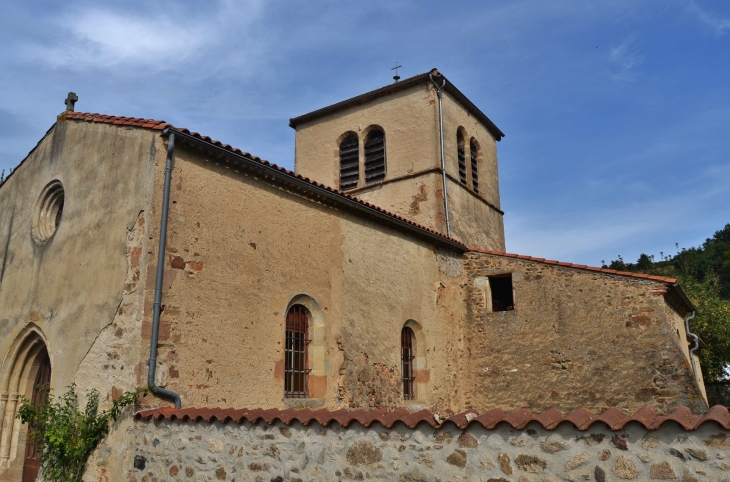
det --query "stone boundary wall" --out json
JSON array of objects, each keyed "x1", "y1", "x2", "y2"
[{"x1": 128, "y1": 418, "x2": 730, "y2": 482}]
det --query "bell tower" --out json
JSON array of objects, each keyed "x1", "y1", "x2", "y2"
[{"x1": 290, "y1": 69, "x2": 506, "y2": 251}]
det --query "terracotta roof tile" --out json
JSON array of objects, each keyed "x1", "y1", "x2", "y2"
[
  {"x1": 468, "y1": 248, "x2": 678, "y2": 284},
  {"x1": 134, "y1": 405, "x2": 730, "y2": 432},
  {"x1": 63, "y1": 112, "x2": 466, "y2": 250}
]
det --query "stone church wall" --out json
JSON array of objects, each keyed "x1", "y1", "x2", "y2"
[
  {"x1": 0, "y1": 121, "x2": 159, "y2": 480},
  {"x1": 139, "y1": 142, "x2": 467, "y2": 413},
  {"x1": 462, "y1": 252, "x2": 707, "y2": 415},
  {"x1": 122, "y1": 417, "x2": 730, "y2": 481},
  {"x1": 292, "y1": 82, "x2": 505, "y2": 251}
]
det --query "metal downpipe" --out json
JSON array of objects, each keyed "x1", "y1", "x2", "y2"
[
  {"x1": 147, "y1": 132, "x2": 182, "y2": 408},
  {"x1": 429, "y1": 70, "x2": 451, "y2": 238},
  {"x1": 684, "y1": 310, "x2": 702, "y2": 393}
]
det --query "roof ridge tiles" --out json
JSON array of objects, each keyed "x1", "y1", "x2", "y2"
[
  {"x1": 468, "y1": 249, "x2": 679, "y2": 285},
  {"x1": 133, "y1": 405, "x2": 730, "y2": 431},
  {"x1": 534, "y1": 407, "x2": 565, "y2": 430}
]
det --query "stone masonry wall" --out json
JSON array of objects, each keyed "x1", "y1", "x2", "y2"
[
  {"x1": 123, "y1": 418, "x2": 730, "y2": 482},
  {"x1": 462, "y1": 253, "x2": 706, "y2": 415}
]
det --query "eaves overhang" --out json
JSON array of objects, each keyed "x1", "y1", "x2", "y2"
[
  {"x1": 165, "y1": 127, "x2": 467, "y2": 252},
  {"x1": 289, "y1": 69, "x2": 505, "y2": 141}
]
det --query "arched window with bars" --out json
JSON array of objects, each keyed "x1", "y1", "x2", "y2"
[
  {"x1": 401, "y1": 326, "x2": 415, "y2": 400},
  {"x1": 339, "y1": 133, "x2": 359, "y2": 190},
  {"x1": 285, "y1": 305, "x2": 310, "y2": 398},
  {"x1": 457, "y1": 130, "x2": 467, "y2": 185},
  {"x1": 470, "y1": 138, "x2": 479, "y2": 193},
  {"x1": 364, "y1": 128, "x2": 386, "y2": 184}
]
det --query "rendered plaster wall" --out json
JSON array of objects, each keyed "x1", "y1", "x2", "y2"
[
  {"x1": 140, "y1": 144, "x2": 466, "y2": 413},
  {"x1": 0, "y1": 120, "x2": 158, "y2": 479},
  {"x1": 444, "y1": 177, "x2": 505, "y2": 251},
  {"x1": 121, "y1": 418, "x2": 730, "y2": 481},
  {"x1": 293, "y1": 84, "x2": 440, "y2": 191},
  {"x1": 440, "y1": 91, "x2": 501, "y2": 213},
  {"x1": 462, "y1": 253, "x2": 707, "y2": 416},
  {"x1": 292, "y1": 83, "x2": 505, "y2": 251},
  {"x1": 337, "y1": 172, "x2": 445, "y2": 241}
]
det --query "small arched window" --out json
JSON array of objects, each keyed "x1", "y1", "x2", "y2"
[
  {"x1": 364, "y1": 129, "x2": 386, "y2": 184},
  {"x1": 457, "y1": 131, "x2": 467, "y2": 185},
  {"x1": 285, "y1": 305, "x2": 310, "y2": 398},
  {"x1": 401, "y1": 327, "x2": 415, "y2": 400},
  {"x1": 470, "y1": 138, "x2": 479, "y2": 193},
  {"x1": 339, "y1": 133, "x2": 359, "y2": 190}
]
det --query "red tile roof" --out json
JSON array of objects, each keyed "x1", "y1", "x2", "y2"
[
  {"x1": 135, "y1": 405, "x2": 730, "y2": 431},
  {"x1": 62, "y1": 112, "x2": 466, "y2": 250},
  {"x1": 468, "y1": 248, "x2": 678, "y2": 284}
]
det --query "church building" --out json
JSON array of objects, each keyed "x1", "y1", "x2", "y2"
[{"x1": 0, "y1": 69, "x2": 711, "y2": 480}]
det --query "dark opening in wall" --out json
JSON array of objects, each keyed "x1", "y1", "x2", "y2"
[
  {"x1": 490, "y1": 274, "x2": 514, "y2": 311},
  {"x1": 364, "y1": 129, "x2": 386, "y2": 184}
]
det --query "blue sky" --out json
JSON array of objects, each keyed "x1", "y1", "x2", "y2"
[{"x1": 1, "y1": 0, "x2": 728, "y2": 266}]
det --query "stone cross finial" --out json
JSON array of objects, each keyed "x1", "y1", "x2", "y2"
[{"x1": 64, "y1": 92, "x2": 78, "y2": 112}]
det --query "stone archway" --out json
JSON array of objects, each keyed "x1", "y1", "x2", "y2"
[{"x1": 0, "y1": 325, "x2": 52, "y2": 480}]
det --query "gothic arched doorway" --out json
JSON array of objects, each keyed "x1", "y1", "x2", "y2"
[{"x1": 22, "y1": 350, "x2": 50, "y2": 482}]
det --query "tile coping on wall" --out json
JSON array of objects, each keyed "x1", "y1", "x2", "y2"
[{"x1": 135, "y1": 405, "x2": 730, "y2": 431}]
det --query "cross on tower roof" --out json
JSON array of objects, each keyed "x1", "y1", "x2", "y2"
[
  {"x1": 64, "y1": 92, "x2": 78, "y2": 112},
  {"x1": 391, "y1": 62, "x2": 402, "y2": 83}
]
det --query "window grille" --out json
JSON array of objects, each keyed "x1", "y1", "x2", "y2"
[
  {"x1": 285, "y1": 305, "x2": 310, "y2": 398},
  {"x1": 364, "y1": 129, "x2": 386, "y2": 184},
  {"x1": 401, "y1": 327, "x2": 415, "y2": 400},
  {"x1": 470, "y1": 139, "x2": 479, "y2": 193},
  {"x1": 339, "y1": 134, "x2": 359, "y2": 190},
  {"x1": 458, "y1": 139, "x2": 467, "y2": 185}
]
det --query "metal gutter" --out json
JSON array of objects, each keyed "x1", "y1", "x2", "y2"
[
  {"x1": 147, "y1": 132, "x2": 182, "y2": 408},
  {"x1": 429, "y1": 70, "x2": 452, "y2": 238},
  {"x1": 163, "y1": 128, "x2": 466, "y2": 252}
]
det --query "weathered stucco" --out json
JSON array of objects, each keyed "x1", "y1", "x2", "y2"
[
  {"x1": 292, "y1": 82, "x2": 505, "y2": 251},
  {"x1": 140, "y1": 142, "x2": 465, "y2": 413},
  {"x1": 462, "y1": 252, "x2": 708, "y2": 415},
  {"x1": 0, "y1": 120, "x2": 159, "y2": 478},
  {"x1": 121, "y1": 417, "x2": 730, "y2": 481}
]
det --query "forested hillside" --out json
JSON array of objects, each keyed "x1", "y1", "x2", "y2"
[{"x1": 603, "y1": 224, "x2": 730, "y2": 381}]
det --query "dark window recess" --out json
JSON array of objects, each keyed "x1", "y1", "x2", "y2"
[
  {"x1": 401, "y1": 327, "x2": 415, "y2": 400},
  {"x1": 339, "y1": 134, "x2": 359, "y2": 190},
  {"x1": 470, "y1": 139, "x2": 479, "y2": 193},
  {"x1": 285, "y1": 305, "x2": 310, "y2": 398},
  {"x1": 490, "y1": 275, "x2": 514, "y2": 312},
  {"x1": 364, "y1": 130, "x2": 386, "y2": 184},
  {"x1": 457, "y1": 136, "x2": 467, "y2": 185}
]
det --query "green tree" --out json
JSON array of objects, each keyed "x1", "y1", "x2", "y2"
[{"x1": 17, "y1": 384, "x2": 142, "y2": 482}]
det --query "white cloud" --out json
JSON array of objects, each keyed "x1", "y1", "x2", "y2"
[
  {"x1": 609, "y1": 35, "x2": 642, "y2": 81},
  {"x1": 685, "y1": 0, "x2": 730, "y2": 35},
  {"x1": 24, "y1": 1, "x2": 263, "y2": 71}
]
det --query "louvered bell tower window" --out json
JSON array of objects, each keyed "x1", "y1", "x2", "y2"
[
  {"x1": 470, "y1": 139, "x2": 479, "y2": 193},
  {"x1": 401, "y1": 327, "x2": 415, "y2": 400},
  {"x1": 285, "y1": 305, "x2": 310, "y2": 398},
  {"x1": 364, "y1": 129, "x2": 386, "y2": 184},
  {"x1": 457, "y1": 134, "x2": 467, "y2": 185},
  {"x1": 339, "y1": 134, "x2": 359, "y2": 190}
]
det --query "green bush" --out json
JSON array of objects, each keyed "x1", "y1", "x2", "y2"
[{"x1": 17, "y1": 384, "x2": 143, "y2": 482}]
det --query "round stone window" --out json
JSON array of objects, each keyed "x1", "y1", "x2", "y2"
[{"x1": 32, "y1": 180, "x2": 65, "y2": 243}]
